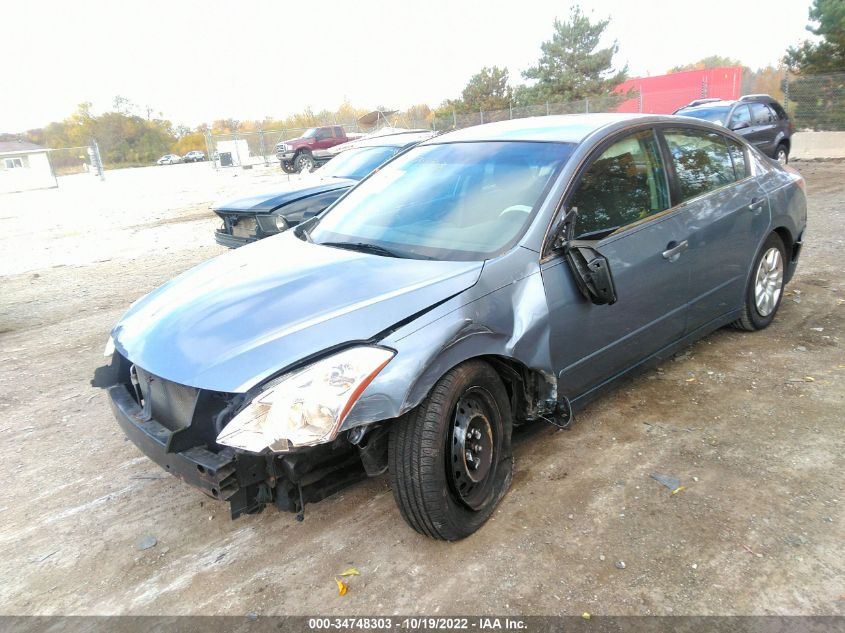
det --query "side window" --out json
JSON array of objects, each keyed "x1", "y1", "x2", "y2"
[
  {"x1": 315, "y1": 128, "x2": 332, "y2": 140},
  {"x1": 333, "y1": 126, "x2": 344, "y2": 137},
  {"x1": 729, "y1": 105, "x2": 751, "y2": 129},
  {"x1": 570, "y1": 129, "x2": 670, "y2": 239},
  {"x1": 663, "y1": 128, "x2": 737, "y2": 201},
  {"x1": 750, "y1": 103, "x2": 773, "y2": 124},
  {"x1": 770, "y1": 102, "x2": 788, "y2": 120},
  {"x1": 725, "y1": 137, "x2": 748, "y2": 180}
]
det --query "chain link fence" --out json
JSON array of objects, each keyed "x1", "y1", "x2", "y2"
[
  {"x1": 784, "y1": 71, "x2": 845, "y2": 131},
  {"x1": 207, "y1": 124, "x2": 361, "y2": 169},
  {"x1": 205, "y1": 71, "x2": 843, "y2": 171},
  {"x1": 47, "y1": 146, "x2": 95, "y2": 176}
]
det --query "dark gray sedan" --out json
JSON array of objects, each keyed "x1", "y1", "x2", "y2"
[
  {"x1": 213, "y1": 131, "x2": 434, "y2": 248},
  {"x1": 101, "y1": 114, "x2": 806, "y2": 539}
]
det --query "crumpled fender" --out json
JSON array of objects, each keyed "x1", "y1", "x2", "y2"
[{"x1": 341, "y1": 247, "x2": 557, "y2": 428}]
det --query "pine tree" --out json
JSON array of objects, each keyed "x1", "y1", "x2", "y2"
[{"x1": 520, "y1": 6, "x2": 627, "y2": 104}]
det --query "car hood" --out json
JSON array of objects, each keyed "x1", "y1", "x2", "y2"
[
  {"x1": 111, "y1": 232, "x2": 483, "y2": 393},
  {"x1": 213, "y1": 177, "x2": 355, "y2": 214}
]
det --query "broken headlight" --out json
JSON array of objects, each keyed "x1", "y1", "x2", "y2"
[
  {"x1": 256, "y1": 214, "x2": 289, "y2": 234},
  {"x1": 216, "y1": 346, "x2": 394, "y2": 453}
]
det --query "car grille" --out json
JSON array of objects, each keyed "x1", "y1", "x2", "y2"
[{"x1": 135, "y1": 366, "x2": 199, "y2": 432}]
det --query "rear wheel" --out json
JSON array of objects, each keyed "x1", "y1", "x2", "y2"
[
  {"x1": 775, "y1": 143, "x2": 789, "y2": 165},
  {"x1": 731, "y1": 233, "x2": 786, "y2": 331},
  {"x1": 388, "y1": 360, "x2": 513, "y2": 540}
]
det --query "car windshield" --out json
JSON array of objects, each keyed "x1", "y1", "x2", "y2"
[
  {"x1": 310, "y1": 141, "x2": 573, "y2": 261},
  {"x1": 675, "y1": 106, "x2": 731, "y2": 124},
  {"x1": 302, "y1": 128, "x2": 318, "y2": 138},
  {"x1": 317, "y1": 146, "x2": 397, "y2": 180}
]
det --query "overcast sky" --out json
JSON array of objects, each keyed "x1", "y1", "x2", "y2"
[{"x1": 1, "y1": 0, "x2": 815, "y2": 132}]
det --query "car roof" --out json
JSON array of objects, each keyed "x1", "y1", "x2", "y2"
[
  {"x1": 423, "y1": 113, "x2": 656, "y2": 144},
  {"x1": 345, "y1": 130, "x2": 436, "y2": 149},
  {"x1": 677, "y1": 95, "x2": 780, "y2": 112}
]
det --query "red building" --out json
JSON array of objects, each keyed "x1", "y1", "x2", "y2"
[{"x1": 614, "y1": 67, "x2": 744, "y2": 114}]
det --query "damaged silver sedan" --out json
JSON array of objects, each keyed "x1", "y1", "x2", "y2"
[{"x1": 99, "y1": 114, "x2": 806, "y2": 539}]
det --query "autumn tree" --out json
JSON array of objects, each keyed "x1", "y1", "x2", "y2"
[
  {"x1": 667, "y1": 56, "x2": 743, "y2": 73},
  {"x1": 519, "y1": 6, "x2": 627, "y2": 104}
]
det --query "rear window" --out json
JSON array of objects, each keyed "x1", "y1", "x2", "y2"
[
  {"x1": 769, "y1": 102, "x2": 788, "y2": 120},
  {"x1": 318, "y1": 146, "x2": 397, "y2": 180},
  {"x1": 725, "y1": 138, "x2": 748, "y2": 179},
  {"x1": 663, "y1": 128, "x2": 738, "y2": 202}
]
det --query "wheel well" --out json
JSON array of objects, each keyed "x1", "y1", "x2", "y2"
[
  {"x1": 479, "y1": 356, "x2": 550, "y2": 424},
  {"x1": 772, "y1": 226, "x2": 793, "y2": 256}
]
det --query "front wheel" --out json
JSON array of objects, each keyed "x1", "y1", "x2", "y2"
[
  {"x1": 388, "y1": 360, "x2": 513, "y2": 540},
  {"x1": 280, "y1": 160, "x2": 297, "y2": 174},
  {"x1": 294, "y1": 152, "x2": 314, "y2": 173},
  {"x1": 731, "y1": 232, "x2": 786, "y2": 331}
]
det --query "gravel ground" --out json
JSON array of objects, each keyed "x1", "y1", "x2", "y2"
[{"x1": 0, "y1": 161, "x2": 842, "y2": 616}]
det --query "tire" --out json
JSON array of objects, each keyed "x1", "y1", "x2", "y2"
[
  {"x1": 731, "y1": 232, "x2": 787, "y2": 331},
  {"x1": 294, "y1": 152, "x2": 314, "y2": 173},
  {"x1": 388, "y1": 360, "x2": 513, "y2": 540},
  {"x1": 280, "y1": 160, "x2": 296, "y2": 174},
  {"x1": 775, "y1": 143, "x2": 789, "y2": 165}
]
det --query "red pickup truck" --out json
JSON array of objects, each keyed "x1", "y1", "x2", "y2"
[{"x1": 275, "y1": 126, "x2": 352, "y2": 174}]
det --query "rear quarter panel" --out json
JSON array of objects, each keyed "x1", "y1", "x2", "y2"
[{"x1": 755, "y1": 154, "x2": 808, "y2": 244}]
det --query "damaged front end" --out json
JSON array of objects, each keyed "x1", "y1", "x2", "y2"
[{"x1": 101, "y1": 351, "x2": 387, "y2": 518}]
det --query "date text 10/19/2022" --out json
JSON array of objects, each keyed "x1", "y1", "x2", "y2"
[{"x1": 307, "y1": 617, "x2": 529, "y2": 630}]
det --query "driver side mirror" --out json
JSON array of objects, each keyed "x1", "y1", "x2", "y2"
[
  {"x1": 564, "y1": 245, "x2": 617, "y2": 305},
  {"x1": 554, "y1": 207, "x2": 618, "y2": 306}
]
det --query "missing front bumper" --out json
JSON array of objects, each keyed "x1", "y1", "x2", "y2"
[
  {"x1": 107, "y1": 382, "x2": 371, "y2": 519},
  {"x1": 108, "y1": 384, "x2": 267, "y2": 516}
]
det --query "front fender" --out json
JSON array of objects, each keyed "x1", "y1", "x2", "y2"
[{"x1": 340, "y1": 262, "x2": 558, "y2": 429}]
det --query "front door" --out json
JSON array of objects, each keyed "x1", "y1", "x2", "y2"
[{"x1": 542, "y1": 128, "x2": 691, "y2": 400}]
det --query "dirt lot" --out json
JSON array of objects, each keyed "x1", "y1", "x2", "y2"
[{"x1": 0, "y1": 161, "x2": 842, "y2": 616}]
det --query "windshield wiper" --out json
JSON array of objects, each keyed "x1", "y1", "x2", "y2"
[{"x1": 320, "y1": 241, "x2": 404, "y2": 258}]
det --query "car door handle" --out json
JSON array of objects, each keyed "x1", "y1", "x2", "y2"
[
  {"x1": 662, "y1": 240, "x2": 689, "y2": 261},
  {"x1": 748, "y1": 197, "x2": 765, "y2": 212}
]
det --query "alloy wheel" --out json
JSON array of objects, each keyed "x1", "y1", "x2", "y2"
[{"x1": 754, "y1": 247, "x2": 784, "y2": 317}]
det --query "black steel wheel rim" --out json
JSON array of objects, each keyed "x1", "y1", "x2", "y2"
[{"x1": 448, "y1": 388, "x2": 497, "y2": 510}]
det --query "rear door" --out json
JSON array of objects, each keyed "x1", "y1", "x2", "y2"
[
  {"x1": 747, "y1": 103, "x2": 778, "y2": 156},
  {"x1": 542, "y1": 128, "x2": 690, "y2": 399},
  {"x1": 659, "y1": 126, "x2": 770, "y2": 333}
]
